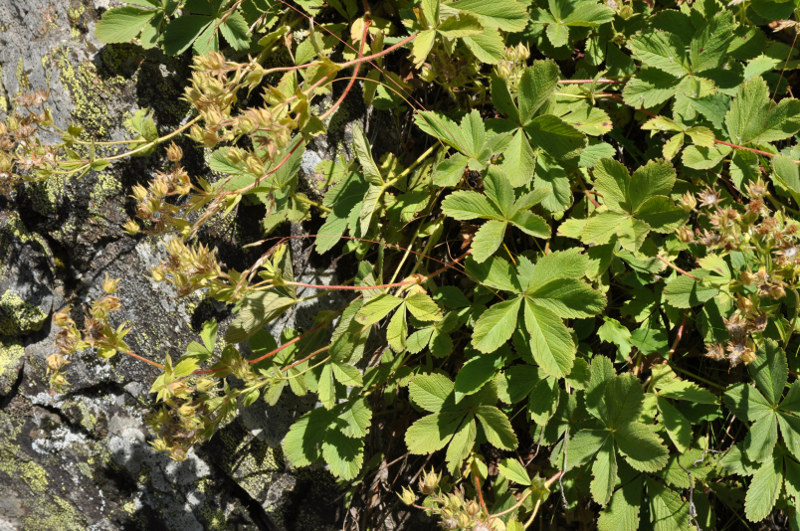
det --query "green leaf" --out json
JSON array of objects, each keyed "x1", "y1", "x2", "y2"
[
  {"x1": 525, "y1": 114, "x2": 586, "y2": 161},
  {"x1": 566, "y1": 428, "x2": 606, "y2": 469},
  {"x1": 336, "y1": 399, "x2": 372, "y2": 438},
  {"x1": 471, "y1": 220, "x2": 507, "y2": 263},
  {"x1": 509, "y1": 211, "x2": 550, "y2": 239},
  {"x1": 321, "y1": 430, "x2": 364, "y2": 480},
  {"x1": 498, "y1": 458, "x2": 531, "y2": 485},
  {"x1": 472, "y1": 296, "x2": 522, "y2": 353},
  {"x1": 748, "y1": 339, "x2": 787, "y2": 405},
  {"x1": 386, "y1": 304, "x2": 408, "y2": 352},
  {"x1": 454, "y1": 353, "x2": 502, "y2": 402},
  {"x1": 724, "y1": 383, "x2": 774, "y2": 422},
  {"x1": 318, "y1": 364, "x2": 336, "y2": 409},
  {"x1": 526, "y1": 248, "x2": 589, "y2": 289},
  {"x1": 462, "y1": 29, "x2": 505, "y2": 64},
  {"x1": 593, "y1": 158, "x2": 628, "y2": 211},
  {"x1": 405, "y1": 293, "x2": 443, "y2": 322},
  {"x1": 412, "y1": 29, "x2": 436, "y2": 68},
  {"x1": 95, "y1": 6, "x2": 157, "y2": 44},
  {"x1": 597, "y1": 317, "x2": 632, "y2": 361},
  {"x1": 220, "y1": 10, "x2": 251, "y2": 51},
  {"x1": 662, "y1": 273, "x2": 719, "y2": 308},
  {"x1": 628, "y1": 161, "x2": 676, "y2": 212},
  {"x1": 651, "y1": 365, "x2": 717, "y2": 404},
  {"x1": 744, "y1": 412, "x2": 778, "y2": 463},
  {"x1": 415, "y1": 112, "x2": 466, "y2": 152},
  {"x1": 450, "y1": 0, "x2": 529, "y2": 32},
  {"x1": 615, "y1": 422, "x2": 669, "y2": 472},
  {"x1": 445, "y1": 418, "x2": 477, "y2": 472},
  {"x1": 604, "y1": 374, "x2": 644, "y2": 428},
  {"x1": 635, "y1": 196, "x2": 687, "y2": 233},
  {"x1": 437, "y1": 14, "x2": 484, "y2": 38},
  {"x1": 359, "y1": 184, "x2": 383, "y2": 234},
  {"x1": 500, "y1": 130, "x2": 536, "y2": 187},
  {"x1": 622, "y1": 68, "x2": 681, "y2": 109},
  {"x1": 163, "y1": 15, "x2": 212, "y2": 55},
  {"x1": 441, "y1": 191, "x2": 500, "y2": 220},
  {"x1": 332, "y1": 361, "x2": 363, "y2": 387},
  {"x1": 282, "y1": 408, "x2": 330, "y2": 467},
  {"x1": 475, "y1": 405, "x2": 518, "y2": 450},
  {"x1": 772, "y1": 154, "x2": 800, "y2": 195},
  {"x1": 597, "y1": 472, "x2": 642, "y2": 531},
  {"x1": 225, "y1": 292, "x2": 296, "y2": 343},
  {"x1": 409, "y1": 373, "x2": 454, "y2": 413},
  {"x1": 355, "y1": 294, "x2": 403, "y2": 326},
  {"x1": 527, "y1": 279, "x2": 605, "y2": 319},
  {"x1": 627, "y1": 31, "x2": 690, "y2": 78},
  {"x1": 657, "y1": 397, "x2": 692, "y2": 452},
  {"x1": 524, "y1": 299, "x2": 575, "y2": 378},
  {"x1": 726, "y1": 77, "x2": 800, "y2": 146},
  {"x1": 518, "y1": 61, "x2": 560, "y2": 123},
  {"x1": 352, "y1": 124, "x2": 383, "y2": 186},
  {"x1": 405, "y1": 412, "x2": 463, "y2": 454},
  {"x1": 591, "y1": 437, "x2": 617, "y2": 506},
  {"x1": 744, "y1": 455, "x2": 782, "y2": 522},
  {"x1": 647, "y1": 478, "x2": 692, "y2": 531}
]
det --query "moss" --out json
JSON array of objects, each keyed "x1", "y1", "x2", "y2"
[
  {"x1": 199, "y1": 505, "x2": 231, "y2": 530},
  {"x1": 0, "y1": 339, "x2": 24, "y2": 393},
  {"x1": 0, "y1": 290, "x2": 48, "y2": 336},
  {"x1": 15, "y1": 57, "x2": 29, "y2": 91},
  {"x1": 23, "y1": 496, "x2": 82, "y2": 531},
  {"x1": 67, "y1": 5, "x2": 85, "y2": 23},
  {"x1": 54, "y1": 47, "x2": 128, "y2": 137},
  {"x1": 19, "y1": 460, "x2": 49, "y2": 493}
]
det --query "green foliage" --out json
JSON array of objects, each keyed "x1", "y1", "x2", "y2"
[{"x1": 4, "y1": 0, "x2": 800, "y2": 528}]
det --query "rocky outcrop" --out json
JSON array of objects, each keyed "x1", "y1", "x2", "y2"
[{"x1": 0, "y1": 1, "x2": 341, "y2": 529}]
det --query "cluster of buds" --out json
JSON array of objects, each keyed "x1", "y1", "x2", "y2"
[
  {"x1": 125, "y1": 142, "x2": 193, "y2": 236},
  {"x1": 47, "y1": 275, "x2": 126, "y2": 390},
  {"x1": 399, "y1": 470, "x2": 506, "y2": 531},
  {"x1": 494, "y1": 43, "x2": 531, "y2": 90},
  {"x1": 147, "y1": 371, "x2": 230, "y2": 461},
  {"x1": 0, "y1": 90, "x2": 58, "y2": 195},
  {"x1": 151, "y1": 237, "x2": 226, "y2": 297}
]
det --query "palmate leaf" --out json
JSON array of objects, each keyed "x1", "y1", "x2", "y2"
[
  {"x1": 450, "y1": 0, "x2": 529, "y2": 32},
  {"x1": 470, "y1": 219, "x2": 507, "y2": 263},
  {"x1": 591, "y1": 436, "x2": 617, "y2": 506},
  {"x1": 744, "y1": 454, "x2": 782, "y2": 522},
  {"x1": 475, "y1": 405, "x2": 518, "y2": 450},
  {"x1": 726, "y1": 77, "x2": 800, "y2": 146},
  {"x1": 95, "y1": 6, "x2": 158, "y2": 43},
  {"x1": 405, "y1": 411, "x2": 465, "y2": 454},
  {"x1": 615, "y1": 422, "x2": 669, "y2": 472},
  {"x1": 524, "y1": 299, "x2": 575, "y2": 378},
  {"x1": 472, "y1": 296, "x2": 522, "y2": 353},
  {"x1": 409, "y1": 373, "x2": 454, "y2": 413}
]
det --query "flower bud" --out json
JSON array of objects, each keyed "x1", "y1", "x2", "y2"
[
  {"x1": 398, "y1": 486, "x2": 416, "y2": 506},
  {"x1": 419, "y1": 470, "x2": 440, "y2": 495}
]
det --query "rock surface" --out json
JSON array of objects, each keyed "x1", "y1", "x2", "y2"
[{"x1": 0, "y1": 1, "x2": 341, "y2": 529}]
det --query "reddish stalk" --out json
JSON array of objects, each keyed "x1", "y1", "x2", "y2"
[
  {"x1": 669, "y1": 315, "x2": 687, "y2": 358},
  {"x1": 319, "y1": 17, "x2": 371, "y2": 121},
  {"x1": 657, "y1": 255, "x2": 699, "y2": 281},
  {"x1": 193, "y1": 322, "x2": 327, "y2": 375},
  {"x1": 474, "y1": 473, "x2": 488, "y2": 514},
  {"x1": 124, "y1": 350, "x2": 165, "y2": 370}
]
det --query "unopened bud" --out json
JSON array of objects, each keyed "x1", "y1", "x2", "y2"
[
  {"x1": 398, "y1": 486, "x2": 416, "y2": 506},
  {"x1": 166, "y1": 142, "x2": 183, "y2": 162}
]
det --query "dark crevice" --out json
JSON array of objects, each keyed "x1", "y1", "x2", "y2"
[
  {"x1": 0, "y1": 362, "x2": 24, "y2": 409},
  {"x1": 206, "y1": 459, "x2": 282, "y2": 531}
]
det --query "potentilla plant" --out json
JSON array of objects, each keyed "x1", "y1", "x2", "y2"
[{"x1": 3, "y1": 0, "x2": 800, "y2": 528}]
